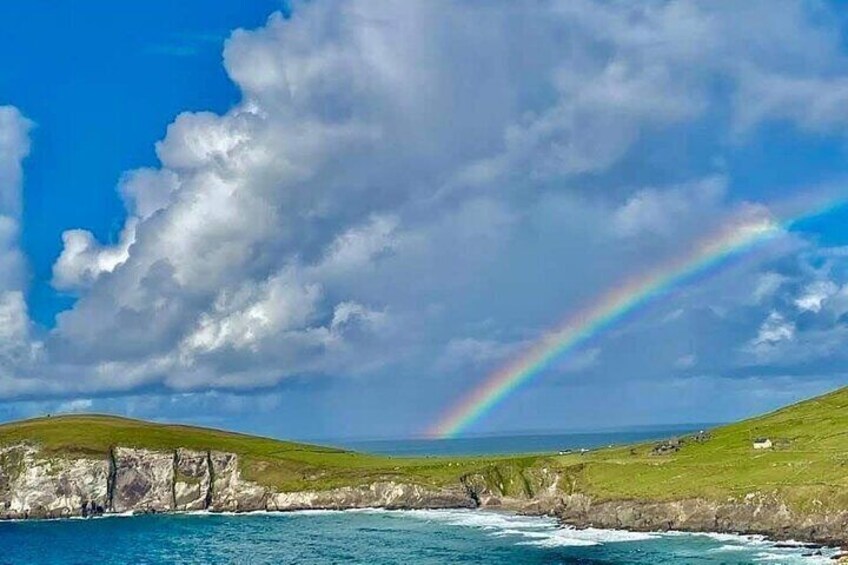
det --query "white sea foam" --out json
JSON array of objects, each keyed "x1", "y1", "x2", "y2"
[
  {"x1": 753, "y1": 551, "x2": 827, "y2": 563},
  {"x1": 660, "y1": 530, "x2": 838, "y2": 563},
  {"x1": 711, "y1": 544, "x2": 751, "y2": 552},
  {"x1": 515, "y1": 534, "x2": 598, "y2": 548},
  {"x1": 401, "y1": 508, "x2": 557, "y2": 530},
  {"x1": 104, "y1": 510, "x2": 136, "y2": 518},
  {"x1": 0, "y1": 506, "x2": 840, "y2": 562},
  {"x1": 664, "y1": 530, "x2": 768, "y2": 544},
  {"x1": 570, "y1": 527, "x2": 656, "y2": 543},
  {"x1": 396, "y1": 510, "x2": 839, "y2": 559},
  {"x1": 386, "y1": 509, "x2": 659, "y2": 548}
]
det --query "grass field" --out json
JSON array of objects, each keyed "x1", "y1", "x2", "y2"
[
  {"x1": 3, "y1": 385, "x2": 848, "y2": 510},
  {"x1": 0, "y1": 413, "x2": 552, "y2": 492},
  {"x1": 556, "y1": 384, "x2": 848, "y2": 512}
]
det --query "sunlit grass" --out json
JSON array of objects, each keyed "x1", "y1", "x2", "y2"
[{"x1": 2, "y1": 386, "x2": 847, "y2": 510}]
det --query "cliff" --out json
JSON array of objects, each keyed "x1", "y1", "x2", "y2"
[
  {"x1": 554, "y1": 493, "x2": 848, "y2": 547},
  {"x1": 6, "y1": 386, "x2": 848, "y2": 547},
  {"x1": 6, "y1": 437, "x2": 848, "y2": 548},
  {"x1": 0, "y1": 442, "x2": 474, "y2": 519}
]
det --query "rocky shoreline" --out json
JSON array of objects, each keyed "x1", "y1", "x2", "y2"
[
  {"x1": 0, "y1": 443, "x2": 476, "y2": 519},
  {"x1": 2, "y1": 442, "x2": 846, "y2": 555},
  {"x1": 553, "y1": 495, "x2": 848, "y2": 551}
]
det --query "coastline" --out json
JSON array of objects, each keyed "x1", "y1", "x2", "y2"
[
  {"x1": 0, "y1": 504, "x2": 839, "y2": 561},
  {"x1": 550, "y1": 494, "x2": 848, "y2": 549},
  {"x1": 2, "y1": 440, "x2": 847, "y2": 553}
]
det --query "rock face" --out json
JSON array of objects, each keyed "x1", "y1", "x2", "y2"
[
  {"x1": 0, "y1": 442, "x2": 474, "y2": 519},
  {"x1": 111, "y1": 447, "x2": 175, "y2": 513},
  {"x1": 266, "y1": 482, "x2": 474, "y2": 511},
  {"x1": 208, "y1": 452, "x2": 267, "y2": 512},
  {"x1": 174, "y1": 449, "x2": 210, "y2": 511},
  {"x1": 555, "y1": 493, "x2": 848, "y2": 546},
  {"x1": 460, "y1": 466, "x2": 563, "y2": 513},
  {"x1": 3, "y1": 441, "x2": 848, "y2": 547},
  {"x1": 0, "y1": 444, "x2": 109, "y2": 519}
]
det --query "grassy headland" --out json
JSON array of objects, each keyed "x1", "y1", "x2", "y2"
[
  {"x1": 2, "y1": 386, "x2": 848, "y2": 511},
  {"x1": 0, "y1": 414, "x2": 551, "y2": 493}
]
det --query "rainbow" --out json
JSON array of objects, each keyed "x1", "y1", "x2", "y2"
[{"x1": 428, "y1": 197, "x2": 846, "y2": 439}]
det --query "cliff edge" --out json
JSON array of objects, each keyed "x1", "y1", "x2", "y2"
[{"x1": 5, "y1": 386, "x2": 848, "y2": 547}]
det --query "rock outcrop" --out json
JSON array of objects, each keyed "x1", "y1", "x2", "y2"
[
  {"x1": 266, "y1": 482, "x2": 473, "y2": 511},
  {"x1": 111, "y1": 447, "x2": 175, "y2": 513},
  {"x1": 173, "y1": 449, "x2": 210, "y2": 511},
  {"x1": 460, "y1": 466, "x2": 564, "y2": 513},
  {"x1": 208, "y1": 452, "x2": 267, "y2": 512},
  {"x1": 0, "y1": 443, "x2": 475, "y2": 519},
  {"x1": 555, "y1": 493, "x2": 848, "y2": 547},
  {"x1": 0, "y1": 444, "x2": 108, "y2": 519},
  {"x1": 3, "y1": 441, "x2": 848, "y2": 547}
]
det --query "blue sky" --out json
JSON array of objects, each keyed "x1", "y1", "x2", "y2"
[
  {"x1": 3, "y1": 1, "x2": 848, "y2": 440},
  {"x1": 0, "y1": 1, "x2": 281, "y2": 326}
]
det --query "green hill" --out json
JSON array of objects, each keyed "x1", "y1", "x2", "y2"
[
  {"x1": 561, "y1": 384, "x2": 848, "y2": 512},
  {"x1": 0, "y1": 414, "x2": 550, "y2": 494},
  {"x1": 2, "y1": 386, "x2": 848, "y2": 511}
]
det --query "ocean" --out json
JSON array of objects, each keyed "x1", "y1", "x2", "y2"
[
  {"x1": 1, "y1": 427, "x2": 830, "y2": 564},
  {"x1": 336, "y1": 424, "x2": 715, "y2": 456},
  {"x1": 0, "y1": 509, "x2": 835, "y2": 564}
]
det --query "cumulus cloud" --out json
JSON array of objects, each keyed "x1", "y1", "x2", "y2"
[
  {"x1": 1, "y1": 1, "x2": 848, "y2": 438},
  {"x1": 52, "y1": 220, "x2": 137, "y2": 291},
  {"x1": 0, "y1": 107, "x2": 40, "y2": 390},
  {"x1": 41, "y1": 3, "x2": 848, "y2": 393}
]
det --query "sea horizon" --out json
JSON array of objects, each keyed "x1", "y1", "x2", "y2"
[{"x1": 329, "y1": 422, "x2": 721, "y2": 457}]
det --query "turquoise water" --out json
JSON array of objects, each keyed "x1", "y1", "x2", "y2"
[{"x1": 0, "y1": 509, "x2": 834, "y2": 564}]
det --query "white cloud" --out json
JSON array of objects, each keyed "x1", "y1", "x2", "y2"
[
  {"x1": 753, "y1": 311, "x2": 796, "y2": 346},
  {"x1": 734, "y1": 73, "x2": 848, "y2": 135},
  {"x1": 52, "y1": 220, "x2": 137, "y2": 291},
  {"x1": 0, "y1": 0, "x2": 846, "y2": 430},
  {"x1": 180, "y1": 270, "x2": 323, "y2": 356},
  {"x1": 119, "y1": 168, "x2": 180, "y2": 220},
  {"x1": 0, "y1": 107, "x2": 38, "y2": 378},
  {"x1": 55, "y1": 398, "x2": 93, "y2": 413},
  {"x1": 612, "y1": 176, "x2": 727, "y2": 238},
  {"x1": 0, "y1": 107, "x2": 31, "y2": 293},
  {"x1": 0, "y1": 106, "x2": 31, "y2": 218},
  {"x1": 794, "y1": 280, "x2": 838, "y2": 313}
]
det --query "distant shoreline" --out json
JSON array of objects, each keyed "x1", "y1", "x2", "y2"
[{"x1": 337, "y1": 423, "x2": 717, "y2": 457}]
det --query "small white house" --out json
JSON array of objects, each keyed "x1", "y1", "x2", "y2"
[{"x1": 753, "y1": 438, "x2": 773, "y2": 450}]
